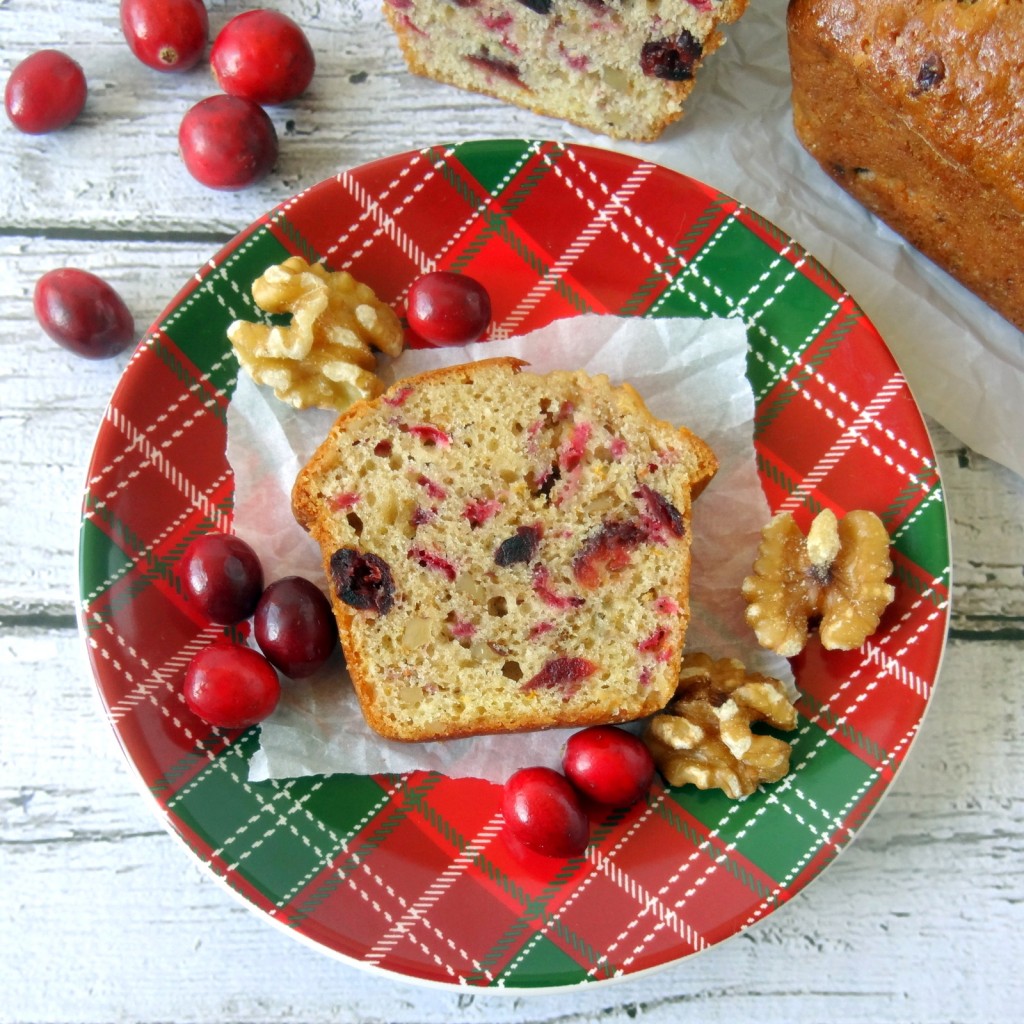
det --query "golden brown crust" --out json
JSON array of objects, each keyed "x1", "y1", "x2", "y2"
[{"x1": 787, "y1": 0, "x2": 1024, "y2": 329}]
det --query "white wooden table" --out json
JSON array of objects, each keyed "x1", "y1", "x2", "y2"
[{"x1": 3, "y1": 1, "x2": 1023, "y2": 1020}]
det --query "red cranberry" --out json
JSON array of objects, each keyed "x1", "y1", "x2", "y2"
[
  {"x1": 184, "y1": 643, "x2": 280, "y2": 729},
  {"x1": 178, "y1": 94, "x2": 278, "y2": 191},
  {"x1": 33, "y1": 268, "x2": 135, "y2": 359},
  {"x1": 636, "y1": 484, "x2": 685, "y2": 539},
  {"x1": 4, "y1": 50, "x2": 86, "y2": 134},
  {"x1": 329, "y1": 548, "x2": 395, "y2": 615},
  {"x1": 254, "y1": 577, "x2": 338, "y2": 678},
  {"x1": 406, "y1": 271, "x2": 491, "y2": 347},
  {"x1": 521, "y1": 657, "x2": 597, "y2": 698},
  {"x1": 640, "y1": 31, "x2": 703, "y2": 81},
  {"x1": 572, "y1": 519, "x2": 646, "y2": 588},
  {"x1": 181, "y1": 532, "x2": 264, "y2": 624},
  {"x1": 494, "y1": 524, "x2": 542, "y2": 567},
  {"x1": 120, "y1": 0, "x2": 208, "y2": 72},
  {"x1": 916, "y1": 54, "x2": 946, "y2": 93},
  {"x1": 465, "y1": 53, "x2": 524, "y2": 88},
  {"x1": 407, "y1": 546, "x2": 458, "y2": 582},
  {"x1": 502, "y1": 766, "x2": 589, "y2": 859},
  {"x1": 563, "y1": 725, "x2": 655, "y2": 808},
  {"x1": 210, "y1": 9, "x2": 316, "y2": 106}
]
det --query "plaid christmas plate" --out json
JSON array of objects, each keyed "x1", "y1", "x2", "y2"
[{"x1": 78, "y1": 140, "x2": 950, "y2": 989}]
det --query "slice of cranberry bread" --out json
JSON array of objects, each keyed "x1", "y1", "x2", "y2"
[
  {"x1": 383, "y1": 0, "x2": 750, "y2": 142},
  {"x1": 292, "y1": 357, "x2": 717, "y2": 742}
]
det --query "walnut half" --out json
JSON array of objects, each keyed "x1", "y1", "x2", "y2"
[
  {"x1": 644, "y1": 653, "x2": 798, "y2": 800},
  {"x1": 742, "y1": 508, "x2": 895, "y2": 656},
  {"x1": 227, "y1": 256, "x2": 405, "y2": 411}
]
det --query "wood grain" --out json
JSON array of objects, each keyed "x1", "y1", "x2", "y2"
[{"x1": 2, "y1": 0, "x2": 1023, "y2": 1020}]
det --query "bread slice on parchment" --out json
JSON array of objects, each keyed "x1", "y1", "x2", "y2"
[{"x1": 292, "y1": 357, "x2": 717, "y2": 742}]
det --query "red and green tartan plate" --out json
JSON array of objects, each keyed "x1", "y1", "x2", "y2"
[{"x1": 78, "y1": 140, "x2": 950, "y2": 989}]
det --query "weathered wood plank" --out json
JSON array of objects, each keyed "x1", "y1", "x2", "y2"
[{"x1": 0, "y1": 0, "x2": 569, "y2": 236}]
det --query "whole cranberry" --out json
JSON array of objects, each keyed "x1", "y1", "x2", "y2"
[
  {"x1": 254, "y1": 577, "x2": 338, "y2": 678},
  {"x1": 33, "y1": 268, "x2": 135, "y2": 359},
  {"x1": 181, "y1": 532, "x2": 264, "y2": 625},
  {"x1": 184, "y1": 643, "x2": 280, "y2": 729},
  {"x1": 210, "y1": 9, "x2": 316, "y2": 106},
  {"x1": 178, "y1": 94, "x2": 278, "y2": 191},
  {"x1": 406, "y1": 271, "x2": 491, "y2": 347},
  {"x1": 120, "y1": 0, "x2": 209, "y2": 73},
  {"x1": 502, "y1": 766, "x2": 589, "y2": 859},
  {"x1": 4, "y1": 50, "x2": 86, "y2": 134},
  {"x1": 563, "y1": 725, "x2": 655, "y2": 808}
]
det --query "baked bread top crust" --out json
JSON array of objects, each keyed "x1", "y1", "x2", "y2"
[{"x1": 788, "y1": 0, "x2": 1024, "y2": 211}]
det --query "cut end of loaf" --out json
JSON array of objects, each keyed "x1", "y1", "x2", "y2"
[
  {"x1": 293, "y1": 357, "x2": 717, "y2": 742},
  {"x1": 383, "y1": 0, "x2": 750, "y2": 142}
]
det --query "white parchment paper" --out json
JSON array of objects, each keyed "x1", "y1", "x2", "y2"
[
  {"x1": 230, "y1": 315, "x2": 792, "y2": 784},
  {"x1": 568, "y1": 0, "x2": 1023, "y2": 477}
]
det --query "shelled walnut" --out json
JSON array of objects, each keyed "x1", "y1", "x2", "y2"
[
  {"x1": 742, "y1": 508, "x2": 895, "y2": 656},
  {"x1": 643, "y1": 653, "x2": 799, "y2": 799},
  {"x1": 227, "y1": 256, "x2": 404, "y2": 411}
]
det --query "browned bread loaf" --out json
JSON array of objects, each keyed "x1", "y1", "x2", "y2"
[
  {"x1": 292, "y1": 357, "x2": 717, "y2": 742},
  {"x1": 383, "y1": 0, "x2": 750, "y2": 142},
  {"x1": 787, "y1": 0, "x2": 1024, "y2": 330}
]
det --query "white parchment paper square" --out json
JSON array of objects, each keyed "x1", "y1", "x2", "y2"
[{"x1": 229, "y1": 315, "x2": 791, "y2": 784}]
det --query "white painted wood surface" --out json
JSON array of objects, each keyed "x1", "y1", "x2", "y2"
[{"x1": 2, "y1": 1, "x2": 1023, "y2": 1021}]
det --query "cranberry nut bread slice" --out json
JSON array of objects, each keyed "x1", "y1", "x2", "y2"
[
  {"x1": 292, "y1": 358, "x2": 717, "y2": 742},
  {"x1": 383, "y1": 0, "x2": 750, "y2": 142}
]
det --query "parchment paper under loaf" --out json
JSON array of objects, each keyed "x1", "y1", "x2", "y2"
[{"x1": 229, "y1": 315, "x2": 792, "y2": 784}]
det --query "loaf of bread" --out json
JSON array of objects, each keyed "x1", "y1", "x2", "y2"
[
  {"x1": 292, "y1": 357, "x2": 717, "y2": 742},
  {"x1": 383, "y1": 0, "x2": 749, "y2": 142},
  {"x1": 787, "y1": 0, "x2": 1024, "y2": 330}
]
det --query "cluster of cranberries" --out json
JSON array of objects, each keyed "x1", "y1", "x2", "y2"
[
  {"x1": 180, "y1": 531, "x2": 338, "y2": 729},
  {"x1": 172, "y1": 5, "x2": 316, "y2": 191},
  {"x1": 502, "y1": 726, "x2": 656, "y2": 859},
  {"x1": 4, "y1": 2, "x2": 315, "y2": 191},
  {"x1": 9, "y1": 5, "x2": 318, "y2": 359}
]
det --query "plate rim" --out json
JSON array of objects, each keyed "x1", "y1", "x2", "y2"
[{"x1": 76, "y1": 137, "x2": 952, "y2": 990}]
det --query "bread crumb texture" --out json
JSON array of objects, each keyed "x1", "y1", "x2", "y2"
[{"x1": 293, "y1": 358, "x2": 717, "y2": 741}]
